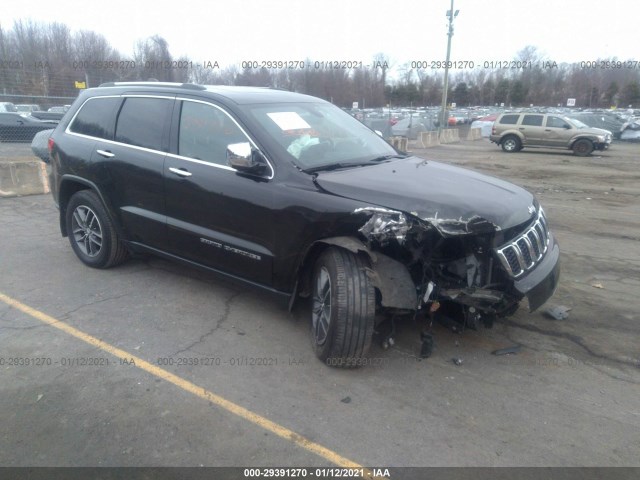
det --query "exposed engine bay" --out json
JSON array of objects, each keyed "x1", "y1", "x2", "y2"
[{"x1": 352, "y1": 206, "x2": 549, "y2": 356}]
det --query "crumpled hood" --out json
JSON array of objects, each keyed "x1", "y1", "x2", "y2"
[{"x1": 315, "y1": 156, "x2": 537, "y2": 234}]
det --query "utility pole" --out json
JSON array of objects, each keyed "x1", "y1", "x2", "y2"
[{"x1": 439, "y1": 0, "x2": 459, "y2": 135}]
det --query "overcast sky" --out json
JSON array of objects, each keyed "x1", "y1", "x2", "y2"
[{"x1": 2, "y1": 0, "x2": 638, "y2": 73}]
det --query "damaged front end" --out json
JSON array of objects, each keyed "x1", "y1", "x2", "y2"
[{"x1": 353, "y1": 206, "x2": 560, "y2": 344}]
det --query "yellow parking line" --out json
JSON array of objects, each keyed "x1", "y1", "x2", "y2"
[{"x1": 0, "y1": 291, "x2": 370, "y2": 472}]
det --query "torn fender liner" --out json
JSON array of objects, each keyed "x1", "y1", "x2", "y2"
[
  {"x1": 514, "y1": 234, "x2": 560, "y2": 312},
  {"x1": 315, "y1": 237, "x2": 416, "y2": 310},
  {"x1": 367, "y1": 253, "x2": 417, "y2": 310},
  {"x1": 315, "y1": 236, "x2": 376, "y2": 261}
]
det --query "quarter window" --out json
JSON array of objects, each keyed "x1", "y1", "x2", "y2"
[
  {"x1": 115, "y1": 97, "x2": 172, "y2": 151},
  {"x1": 499, "y1": 114, "x2": 520, "y2": 125},
  {"x1": 522, "y1": 115, "x2": 543, "y2": 126},
  {"x1": 69, "y1": 97, "x2": 120, "y2": 139},
  {"x1": 178, "y1": 101, "x2": 247, "y2": 165}
]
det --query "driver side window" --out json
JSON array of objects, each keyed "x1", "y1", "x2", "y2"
[
  {"x1": 546, "y1": 116, "x2": 570, "y2": 129},
  {"x1": 178, "y1": 101, "x2": 247, "y2": 165}
]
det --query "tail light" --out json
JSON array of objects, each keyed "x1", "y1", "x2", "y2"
[{"x1": 48, "y1": 137, "x2": 54, "y2": 153}]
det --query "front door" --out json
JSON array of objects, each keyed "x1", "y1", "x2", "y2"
[
  {"x1": 163, "y1": 99, "x2": 274, "y2": 286},
  {"x1": 544, "y1": 115, "x2": 574, "y2": 147}
]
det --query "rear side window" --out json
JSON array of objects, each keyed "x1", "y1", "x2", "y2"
[
  {"x1": 522, "y1": 115, "x2": 543, "y2": 126},
  {"x1": 69, "y1": 97, "x2": 120, "y2": 139},
  {"x1": 499, "y1": 114, "x2": 520, "y2": 125},
  {"x1": 115, "y1": 97, "x2": 173, "y2": 151}
]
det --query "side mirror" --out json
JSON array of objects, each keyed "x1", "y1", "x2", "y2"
[
  {"x1": 226, "y1": 142, "x2": 269, "y2": 176},
  {"x1": 564, "y1": 124, "x2": 571, "y2": 129}
]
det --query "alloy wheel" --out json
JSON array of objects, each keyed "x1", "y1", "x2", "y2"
[
  {"x1": 71, "y1": 205, "x2": 103, "y2": 257},
  {"x1": 311, "y1": 266, "x2": 332, "y2": 345}
]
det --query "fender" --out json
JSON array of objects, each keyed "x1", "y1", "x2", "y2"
[{"x1": 58, "y1": 175, "x2": 121, "y2": 238}]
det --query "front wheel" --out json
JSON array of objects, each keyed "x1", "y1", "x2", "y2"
[
  {"x1": 310, "y1": 248, "x2": 375, "y2": 368},
  {"x1": 572, "y1": 139, "x2": 594, "y2": 156},
  {"x1": 66, "y1": 190, "x2": 129, "y2": 268}
]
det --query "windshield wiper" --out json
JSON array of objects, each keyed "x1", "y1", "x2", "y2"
[
  {"x1": 367, "y1": 154, "x2": 408, "y2": 162},
  {"x1": 304, "y1": 162, "x2": 374, "y2": 174},
  {"x1": 304, "y1": 154, "x2": 408, "y2": 174}
]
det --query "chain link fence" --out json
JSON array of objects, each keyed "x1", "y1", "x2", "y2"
[{"x1": 0, "y1": 95, "x2": 73, "y2": 143}]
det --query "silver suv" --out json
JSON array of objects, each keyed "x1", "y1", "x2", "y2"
[{"x1": 490, "y1": 112, "x2": 612, "y2": 156}]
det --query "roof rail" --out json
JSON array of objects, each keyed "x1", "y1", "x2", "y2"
[{"x1": 98, "y1": 81, "x2": 206, "y2": 90}]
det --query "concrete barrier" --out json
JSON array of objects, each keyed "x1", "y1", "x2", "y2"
[
  {"x1": 417, "y1": 131, "x2": 440, "y2": 148},
  {"x1": 388, "y1": 136, "x2": 409, "y2": 151},
  {"x1": 0, "y1": 159, "x2": 50, "y2": 197},
  {"x1": 467, "y1": 127, "x2": 482, "y2": 140},
  {"x1": 439, "y1": 128, "x2": 460, "y2": 144}
]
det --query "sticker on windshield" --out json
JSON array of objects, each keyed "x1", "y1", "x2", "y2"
[{"x1": 267, "y1": 112, "x2": 311, "y2": 131}]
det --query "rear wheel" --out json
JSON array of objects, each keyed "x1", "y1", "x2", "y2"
[
  {"x1": 66, "y1": 190, "x2": 129, "y2": 268},
  {"x1": 572, "y1": 139, "x2": 594, "y2": 156},
  {"x1": 501, "y1": 135, "x2": 521, "y2": 152},
  {"x1": 311, "y1": 248, "x2": 375, "y2": 368}
]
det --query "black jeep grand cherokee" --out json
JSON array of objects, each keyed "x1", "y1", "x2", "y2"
[{"x1": 47, "y1": 82, "x2": 560, "y2": 367}]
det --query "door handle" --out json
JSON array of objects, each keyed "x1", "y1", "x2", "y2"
[
  {"x1": 169, "y1": 167, "x2": 192, "y2": 177},
  {"x1": 96, "y1": 149, "x2": 114, "y2": 158}
]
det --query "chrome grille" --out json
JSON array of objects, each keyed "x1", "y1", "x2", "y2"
[{"x1": 496, "y1": 210, "x2": 550, "y2": 278}]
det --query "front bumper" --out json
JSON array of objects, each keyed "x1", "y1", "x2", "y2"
[{"x1": 513, "y1": 232, "x2": 560, "y2": 311}]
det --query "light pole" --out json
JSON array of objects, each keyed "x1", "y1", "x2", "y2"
[{"x1": 439, "y1": 0, "x2": 459, "y2": 135}]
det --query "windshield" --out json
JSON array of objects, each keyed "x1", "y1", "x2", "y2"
[{"x1": 243, "y1": 102, "x2": 398, "y2": 170}]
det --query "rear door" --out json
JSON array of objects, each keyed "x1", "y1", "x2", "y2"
[
  {"x1": 93, "y1": 95, "x2": 174, "y2": 250},
  {"x1": 518, "y1": 114, "x2": 545, "y2": 145}
]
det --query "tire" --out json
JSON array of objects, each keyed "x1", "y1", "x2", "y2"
[
  {"x1": 572, "y1": 139, "x2": 594, "y2": 156},
  {"x1": 65, "y1": 190, "x2": 129, "y2": 268},
  {"x1": 501, "y1": 135, "x2": 521, "y2": 153},
  {"x1": 310, "y1": 248, "x2": 375, "y2": 368}
]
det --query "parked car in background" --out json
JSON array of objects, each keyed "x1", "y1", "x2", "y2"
[
  {"x1": 31, "y1": 110, "x2": 65, "y2": 123},
  {"x1": 31, "y1": 128, "x2": 55, "y2": 163},
  {"x1": 0, "y1": 102, "x2": 18, "y2": 113},
  {"x1": 48, "y1": 105, "x2": 71, "y2": 113},
  {"x1": 566, "y1": 112, "x2": 625, "y2": 139},
  {"x1": 0, "y1": 112, "x2": 59, "y2": 142},
  {"x1": 490, "y1": 112, "x2": 612, "y2": 155},
  {"x1": 470, "y1": 114, "x2": 498, "y2": 138},
  {"x1": 16, "y1": 104, "x2": 43, "y2": 116},
  {"x1": 620, "y1": 118, "x2": 640, "y2": 141},
  {"x1": 391, "y1": 115, "x2": 437, "y2": 139}
]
